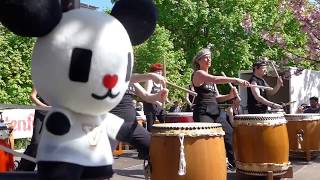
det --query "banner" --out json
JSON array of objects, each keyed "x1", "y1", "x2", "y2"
[{"x1": 1, "y1": 109, "x2": 35, "y2": 139}]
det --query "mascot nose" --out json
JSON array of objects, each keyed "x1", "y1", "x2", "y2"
[{"x1": 103, "y1": 74, "x2": 118, "y2": 89}]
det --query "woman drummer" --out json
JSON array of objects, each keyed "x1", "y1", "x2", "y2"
[{"x1": 191, "y1": 47, "x2": 250, "y2": 168}]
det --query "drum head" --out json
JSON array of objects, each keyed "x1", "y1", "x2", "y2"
[
  {"x1": 233, "y1": 114, "x2": 286, "y2": 126},
  {"x1": 151, "y1": 123, "x2": 225, "y2": 136},
  {"x1": 166, "y1": 112, "x2": 193, "y2": 117},
  {"x1": 285, "y1": 113, "x2": 320, "y2": 121}
]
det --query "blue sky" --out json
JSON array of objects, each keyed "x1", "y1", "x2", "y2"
[{"x1": 81, "y1": 0, "x2": 113, "y2": 11}]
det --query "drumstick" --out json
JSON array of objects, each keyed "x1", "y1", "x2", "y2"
[
  {"x1": 163, "y1": 59, "x2": 167, "y2": 108},
  {"x1": 270, "y1": 61, "x2": 280, "y2": 79},
  {"x1": 166, "y1": 81, "x2": 198, "y2": 96},
  {"x1": 0, "y1": 104, "x2": 51, "y2": 111},
  {"x1": 0, "y1": 144, "x2": 37, "y2": 163},
  {"x1": 221, "y1": 72, "x2": 241, "y2": 101},
  {"x1": 248, "y1": 84, "x2": 273, "y2": 90}
]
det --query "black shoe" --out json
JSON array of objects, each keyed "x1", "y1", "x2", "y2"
[
  {"x1": 144, "y1": 160, "x2": 152, "y2": 180},
  {"x1": 227, "y1": 163, "x2": 236, "y2": 172}
]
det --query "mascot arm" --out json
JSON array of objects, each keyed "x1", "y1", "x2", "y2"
[{"x1": 105, "y1": 113, "x2": 124, "y2": 140}]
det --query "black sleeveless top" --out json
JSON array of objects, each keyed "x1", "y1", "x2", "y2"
[
  {"x1": 192, "y1": 73, "x2": 220, "y2": 116},
  {"x1": 247, "y1": 74, "x2": 269, "y2": 114},
  {"x1": 110, "y1": 84, "x2": 136, "y2": 122},
  {"x1": 143, "y1": 82, "x2": 164, "y2": 114}
]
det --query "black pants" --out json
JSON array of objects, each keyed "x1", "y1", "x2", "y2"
[
  {"x1": 145, "y1": 112, "x2": 166, "y2": 132},
  {"x1": 38, "y1": 161, "x2": 112, "y2": 180},
  {"x1": 16, "y1": 110, "x2": 46, "y2": 171},
  {"x1": 193, "y1": 109, "x2": 235, "y2": 166},
  {"x1": 116, "y1": 121, "x2": 150, "y2": 160}
]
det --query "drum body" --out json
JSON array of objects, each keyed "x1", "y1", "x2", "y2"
[
  {"x1": 150, "y1": 123, "x2": 226, "y2": 180},
  {"x1": 233, "y1": 114, "x2": 289, "y2": 175},
  {"x1": 166, "y1": 112, "x2": 193, "y2": 123},
  {"x1": 285, "y1": 114, "x2": 320, "y2": 153}
]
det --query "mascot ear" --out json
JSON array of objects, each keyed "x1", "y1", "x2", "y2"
[
  {"x1": 0, "y1": 0, "x2": 62, "y2": 37},
  {"x1": 111, "y1": 0, "x2": 158, "y2": 46}
]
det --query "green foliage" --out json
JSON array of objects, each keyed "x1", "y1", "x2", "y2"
[
  {"x1": 0, "y1": 25, "x2": 34, "y2": 104},
  {"x1": 134, "y1": 25, "x2": 193, "y2": 107},
  {"x1": 154, "y1": 0, "x2": 308, "y2": 94}
]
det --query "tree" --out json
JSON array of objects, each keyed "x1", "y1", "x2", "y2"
[
  {"x1": 0, "y1": 25, "x2": 34, "y2": 104},
  {"x1": 134, "y1": 25, "x2": 193, "y2": 107},
  {"x1": 155, "y1": 0, "x2": 312, "y2": 73}
]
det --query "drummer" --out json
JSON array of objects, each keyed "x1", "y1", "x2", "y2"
[
  {"x1": 191, "y1": 47, "x2": 250, "y2": 169},
  {"x1": 247, "y1": 60, "x2": 283, "y2": 114}
]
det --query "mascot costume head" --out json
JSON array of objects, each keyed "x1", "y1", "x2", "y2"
[{"x1": 0, "y1": 0, "x2": 157, "y2": 179}]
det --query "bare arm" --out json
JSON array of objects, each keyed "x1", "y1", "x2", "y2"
[
  {"x1": 192, "y1": 70, "x2": 249, "y2": 87},
  {"x1": 251, "y1": 81, "x2": 282, "y2": 108},
  {"x1": 30, "y1": 87, "x2": 48, "y2": 107},
  {"x1": 185, "y1": 92, "x2": 193, "y2": 106},
  {"x1": 216, "y1": 87, "x2": 239, "y2": 103},
  {"x1": 130, "y1": 73, "x2": 165, "y2": 86},
  {"x1": 133, "y1": 83, "x2": 168, "y2": 104},
  {"x1": 266, "y1": 77, "x2": 283, "y2": 96}
]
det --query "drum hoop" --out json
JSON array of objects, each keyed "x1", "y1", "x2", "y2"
[
  {"x1": 166, "y1": 112, "x2": 193, "y2": 117},
  {"x1": 152, "y1": 123, "x2": 224, "y2": 136},
  {"x1": 151, "y1": 130, "x2": 225, "y2": 137},
  {"x1": 233, "y1": 119, "x2": 287, "y2": 126},
  {"x1": 285, "y1": 114, "x2": 320, "y2": 121},
  {"x1": 236, "y1": 161, "x2": 290, "y2": 176},
  {"x1": 152, "y1": 122, "x2": 221, "y2": 128}
]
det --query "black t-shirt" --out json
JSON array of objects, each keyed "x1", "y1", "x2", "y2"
[
  {"x1": 143, "y1": 82, "x2": 164, "y2": 115},
  {"x1": 110, "y1": 84, "x2": 136, "y2": 122},
  {"x1": 247, "y1": 74, "x2": 269, "y2": 114},
  {"x1": 192, "y1": 73, "x2": 220, "y2": 116}
]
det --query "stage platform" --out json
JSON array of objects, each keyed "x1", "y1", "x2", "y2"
[{"x1": 1, "y1": 150, "x2": 320, "y2": 179}]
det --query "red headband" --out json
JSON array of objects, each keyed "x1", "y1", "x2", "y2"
[{"x1": 150, "y1": 63, "x2": 163, "y2": 72}]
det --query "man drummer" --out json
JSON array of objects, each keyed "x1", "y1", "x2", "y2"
[{"x1": 247, "y1": 60, "x2": 283, "y2": 114}]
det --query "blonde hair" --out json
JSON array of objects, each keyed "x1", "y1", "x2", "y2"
[{"x1": 192, "y1": 48, "x2": 211, "y2": 70}]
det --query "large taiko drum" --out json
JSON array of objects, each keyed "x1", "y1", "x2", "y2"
[
  {"x1": 285, "y1": 114, "x2": 320, "y2": 159},
  {"x1": 150, "y1": 123, "x2": 226, "y2": 180},
  {"x1": 233, "y1": 114, "x2": 290, "y2": 176},
  {"x1": 166, "y1": 112, "x2": 194, "y2": 123}
]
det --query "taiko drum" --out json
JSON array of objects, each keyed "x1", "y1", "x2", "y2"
[
  {"x1": 285, "y1": 114, "x2": 320, "y2": 154},
  {"x1": 150, "y1": 123, "x2": 226, "y2": 180},
  {"x1": 233, "y1": 114, "x2": 290, "y2": 176},
  {"x1": 166, "y1": 112, "x2": 194, "y2": 123}
]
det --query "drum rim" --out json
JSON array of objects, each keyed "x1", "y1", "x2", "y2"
[
  {"x1": 166, "y1": 112, "x2": 193, "y2": 117},
  {"x1": 234, "y1": 114, "x2": 284, "y2": 117},
  {"x1": 152, "y1": 122, "x2": 221, "y2": 128},
  {"x1": 285, "y1": 113, "x2": 320, "y2": 117}
]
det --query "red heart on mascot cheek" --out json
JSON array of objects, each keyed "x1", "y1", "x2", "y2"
[{"x1": 103, "y1": 74, "x2": 118, "y2": 89}]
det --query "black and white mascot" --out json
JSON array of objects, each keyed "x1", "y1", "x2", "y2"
[{"x1": 0, "y1": 0, "x2": 157, "y2": 179}]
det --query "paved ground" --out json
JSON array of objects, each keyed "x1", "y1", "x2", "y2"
[
  {"x1": 2, "y1": 150, "x2": 320, "y2": 179},
  {"x1": 112, "y1": 151, "x2": 320, "y2": 180}
]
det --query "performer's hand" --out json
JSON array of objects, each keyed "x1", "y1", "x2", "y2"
[
  {"x1": 277, "y1": 77, "x2": 283, "y2": 87},
  {"x1": 149, "y1": 73, "x2": 166, "y2": 87},
  {"x1": 271, "y1": 103, "x2": 282, "y2": 109},
  {"x1": 229, "y1": 87, "x2": 239, "y2": 98},
  {"x1": 236, "y1": 79, "x2": 250, "y2": 87}
]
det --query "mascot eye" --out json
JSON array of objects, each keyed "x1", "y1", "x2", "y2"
[
  {"x1": 125, "y1": 52, "x2": 132, "y2": 82},
  {"x1": 69, "y1": 48, "x2": 92, "y2": 83}
]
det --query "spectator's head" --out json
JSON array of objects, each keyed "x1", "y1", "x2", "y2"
[
  {"x1": 252, "y1": 60, "x2": 268, "y2": 77},
  {"x1": 309, "y1": 96, "x2": 319, "y2": 108},
  {"x1": 149, "y1": 63, "x2": 163, "y2": 75}
]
